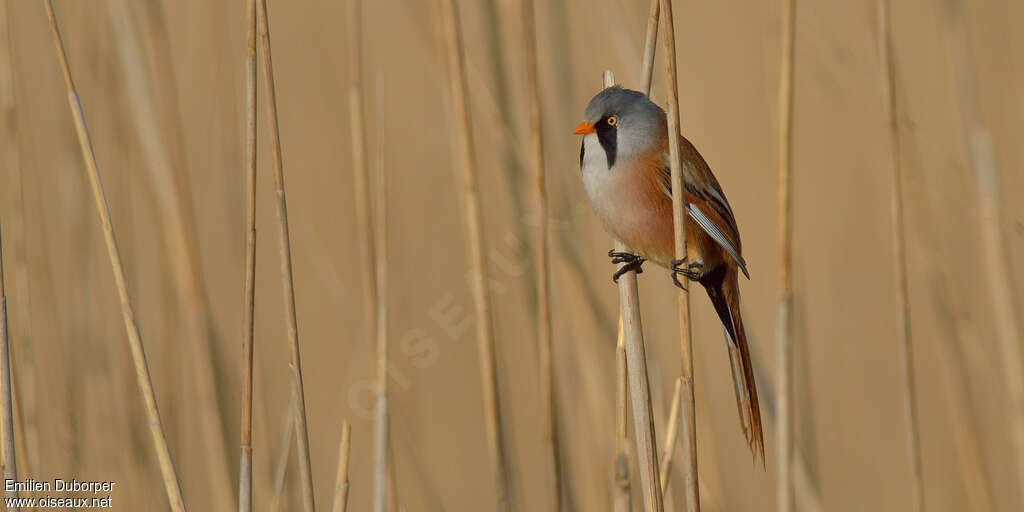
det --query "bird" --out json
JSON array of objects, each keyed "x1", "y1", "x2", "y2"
[{"x1": 574, "y1": 85, "x2": 764, "y2": 463}]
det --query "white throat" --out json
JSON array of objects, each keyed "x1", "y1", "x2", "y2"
[{"x1": 581, "y1": 133, "x2": 616, "y2": 200}]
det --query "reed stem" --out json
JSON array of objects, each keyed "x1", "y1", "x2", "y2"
[
  {"x1": 255, "y1": 1, "x2": 316, "y2": 509},
  {"x1": 656, "y1": 0, "x2": 700, "y2": 509},
  {"x1": 437, "y1": 0, "x2": 511, "y2": 508},
  {"x1": 270, "y1": 384, "x2": 297, "y2": 512},
  {"x1": 0, "y1": 220, "x2": 17, "y2": 510},
  {"x1": 372, "y1": 74, "x2": 391, "y2": 512},
  {"x1": 104, "y1": 4, "x2": 237, "y2": 508},
  {"x1": 613, "y1": 314, "x2": 632, "y2": 512},
  {"x1": 239, "y1": 0, "x2": 258, "y2": 509},
  {"x1": 332, "y1": 421, "x2": 353, "y2": 512},
  {"x1": 943, "y1": 0, "x2": 1024, "y2": 504},
  {"x1": 43, "y1": 2, "x2": 186, "y2": 509},
  {"x1": 0, "y1": 4, "x2": 37, "y2": 480},
  {"x1": 659, "y1": 378, "x2": 682, "y2": 497},
  {"x1": 876, "y1": 1, "x2": 925, "y2": 510},
  {"x1": 775, "y1": 0, "x2": 796, "y2": 509},
  {"x1": 519, "y1": 0, "x2": 560, "y2": 508},
  {"x1": 604, "y1": 69, "x2": 664, "y2": 512}
]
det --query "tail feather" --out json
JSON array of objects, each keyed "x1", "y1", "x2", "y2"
[{"x1": 702, "y1": 265, "x2": 765, "y2": 465}]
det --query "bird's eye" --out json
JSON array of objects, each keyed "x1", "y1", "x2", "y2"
[{"x1": 607, "y1": 116, "x2": 617, "y2": 126}]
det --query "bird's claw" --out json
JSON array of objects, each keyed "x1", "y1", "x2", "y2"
[
  {"x1": 609, "y1": 250, "x2": 645, "y2": 282},
  {"x1": 671, "y1": 258, "x2": 704, "y2": 289}
]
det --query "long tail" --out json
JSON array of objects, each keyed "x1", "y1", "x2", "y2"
[{"x1": 702, "y1": 264, "x2": 765, "y2": 464}]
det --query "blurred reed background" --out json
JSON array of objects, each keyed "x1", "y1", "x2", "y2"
[{"x1": 1, "y1": 0, "x2": 1023, "y2": 510}]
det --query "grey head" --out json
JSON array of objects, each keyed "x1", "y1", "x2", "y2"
[{"x1": 577, "y1": 86, "x2": 666, "y2": 169}]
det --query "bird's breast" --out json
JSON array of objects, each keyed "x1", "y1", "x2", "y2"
[{"x1": 581, "y1": 137, "x2": 675, "y2": 266}]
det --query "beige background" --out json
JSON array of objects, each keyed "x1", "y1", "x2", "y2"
[{"x1": 1, "y1": 0, "x2": 1022, "y2": 510}]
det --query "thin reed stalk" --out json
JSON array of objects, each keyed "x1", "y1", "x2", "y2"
[
  {"x1": 0, "y1": 222, "x2": 17, "y2": 507},
  {"x1": 240, "y1": 0, "x2": 258, "y2": 510},
  {"x1": 604, "y1": 68, "x2": 664, "y2": 512},
  {"x1": 519, "y1": 0, "x2": 560, "y2": 508},
  {"x1": 437, "y1": 0, "x2": 510, "y2": 508},
  {"x1": 1, "y1": 1, "x2": 36, "y2": 481},
  {"x1": 373, "y1": 75, "x2": 391, "y2": 512},
  {"x1": 42, "y1": 2, "x2": 185, "y2": 510},
  {"x1": 270, "y1": 385, "x2": 297, "y2": 512},
  {"x1": 255, "y1": 1, "x2": 316, "y2": 510},
  {"x1": 876, "y1": 2, "x2": 925, "y2": 510},
  {"x1": 346, "y1": 0, "x2": 378, "y2": 394},
  {"x1": 656, "y1": 0, "x2": 699, "y2": 509},
  {"x1": 610, "y1": 4, "x2": 659, "y2": 510},
  {"x1": 332, "y1": 421, "x2": 353, "y2": 512},
  {"x1": 613, "y1": 317, "x2": 631, "y2": 512},
  {"x1": 640, "y1": 0, "x2": 660, "y2": 96},
  {"x1": 943, "y1": 0, "x2": 1024, "y2": 504},
  {"x1": 931, "y1": 280, "x2": 993, "y2": 510},
  {"x1": 775, "y1": 0, "x2": 796, "y2": 509},
  {"x1": 104, "y1": 4, "x2": 237, "y2": 509},
  {"x1": 659, "y1": 378, "x2": 682, "y2": 497}
]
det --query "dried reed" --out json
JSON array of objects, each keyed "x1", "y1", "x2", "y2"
[
  {"x1": 655, "y1": 0, "x2": 700, "y2": 508},
  {"x1": 255, "y1": 0, "x2": 316, "y2": 509},
  {"x1": 930, "y1": 278, "x2": 993, "y2": 510},
  {"x1": 0, "y1": 2, "x2": 36, "y2": 481},
  {"x1": 613, "y1": 317, "x2": 631, "y2": 512},
  {"x1": 42, "y1": 2, "x2": 186, "y2": 509},
  {"x1": 658, "y1": 378, "x2": 682, "y2": 497},
  {"x1": 346, "y1": 0, "x2": 378, "y2": 397},
  {"x1": 437, "y1": 0, "x2": 511, "y2": 508},
  {"x1": 240, "y1": 0, "x2": 259, "y2": 510},
  {"x1": 775, "y1": 0, "x2": 796, "y2": 509},
  {"x1": 270, "y1": 384, "x2": 297, "y2": 512},
  {"x1": 875, "y1": 1, "x2": 925, "y2": 510},
  {"x1": 604, "y1": 68, "x2": 664, "y2": 512},
  {"x1": 105, "y1": 3, "x2": 237, "y2": 510},
  {"x1": 944, "y1": 0, "x2": 1024, "y2": 505},
  {"x1": 640, "y1": 0, "x2": 660, "y2": 95},
  {"x1": 519, "y1": 0, "x2": 561, "y2": 508},
  {"x1": 332, "y1": 421, "x2": 353, "y2": 512},
  {"x1": 0, "y1": 221, "x2": 17, "y2": 508},
  {"x1": 373, "y1": 73, "x2": 391, "y2": 512}
]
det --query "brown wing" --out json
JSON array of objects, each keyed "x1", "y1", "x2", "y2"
[{"x1": 658, "y1": 135, "x2": 748, "y2": 277}]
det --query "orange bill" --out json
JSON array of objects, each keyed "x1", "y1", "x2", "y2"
[{"x1": 573, "y1": 121, "x2": 595, "y2": 135}]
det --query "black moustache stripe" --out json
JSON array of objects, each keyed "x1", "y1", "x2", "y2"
[{"x1": 596, "y1": 117, "x2": 617, "y2": 168}]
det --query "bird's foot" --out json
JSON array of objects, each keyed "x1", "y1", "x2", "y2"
[
  {"x1": 671, "y1": 258, "x2": 704, "y2": 289},
  {"x1": 609, "y1": 250, "x2": 645, "y2": 282}
]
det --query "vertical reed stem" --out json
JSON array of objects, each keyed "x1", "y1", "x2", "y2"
[
  {"x1": 640, "y1": 0, "x2": 660, "y2": 97},
  {"x1": 605, "y1": 68, "x2": 664, "y2": 512},
  {"x1": 332, "y1": 421, "x2": 352, "y2": 512},
  {"x1": 943, "y1": 0, "x2": 1024, "y2": 504},
  {"x1": 270, "y1": 385, "x2": 297, "y2": 512},
  {"x1": 876, "y1": 2, "x2": 925, "y2": 510},
  {"x1": 656, "y1": 1, "x2": 699, "y2": 509},
  {"x1": 775, "y1": 0, "x2": 796, "y2": 509},
  {"x1": 613, "y1": 317, "x2": 632, "y2": 512},
  {"x1": 346, "y1": 0, "x2": 378, "y2": 390},
  {"x1": 610, "y1": 4, "x2": 660, "y2": 510},
  {"x1": 520, "y1": 0, "x2": 560, "y2": 508},
  {"x1": 239, "y1": 0, "x2": 258, "y2": 510},
  {"x1": 372, "y1": 76, "x2": 391, "y2": 512},
  {"x1": 0, "y1": 221, "x2": 17, "y2": 510},
  {"x1": 1, "y1": 3, "x2": 38, "y2": 480},
  {"x1": 42, "y1": 2, "x2": 186, "y2": 510},
  {"x1": 105, "y1": 4, "x2": 236, "y2": 507},
  {"x1": 255, "y1": 1, "x2": 316, "y2": 510},
  {"x1": 659, "y1": 378, "x2": 683, "y2": 497},
  {"x1": 437, "y1": 0, "x2": 510, "y2": 508}
]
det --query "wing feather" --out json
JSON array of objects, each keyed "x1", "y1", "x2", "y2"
[
  {"x1": 658, "y1": 135, "x2": 749, "y2": 278},
  {"x1": 687, "y1": 203, "x2": 749, "y2": 277}
]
